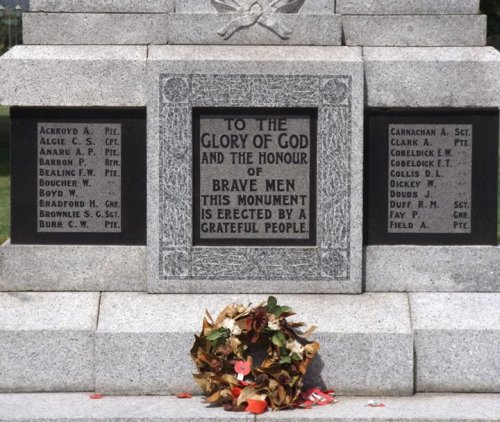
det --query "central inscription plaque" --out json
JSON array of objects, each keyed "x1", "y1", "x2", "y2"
[{"x1": 193, "y1": 108, "x2": 317, "y2": 246}]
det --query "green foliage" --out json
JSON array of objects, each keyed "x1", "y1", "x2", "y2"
[
  {"x1": 482, "y1": 0, "x2": 500, "y2": 48},
  {"x1": 267, "y1": 296, "x2": 293, "y2": 318},
  {"x1": 0, "y1": 144, "x2": 9, "y2": 244}
]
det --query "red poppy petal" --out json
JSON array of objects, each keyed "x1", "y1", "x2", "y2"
[
  {"x1": 231, "y1": 387, "x2": 242, "y2": 398},
  {"x1": 246, "y1": 399, "x2": 268, "y2": 414},
  {"x1": 89, "y1": 394, "x2": 104, "y2": 400},
  {"x1": 235, "y1": 361, "x2": 251, "y2": 375},
  {"x1": 176, "y1": 392, "x2": 193, "y2": 399}
]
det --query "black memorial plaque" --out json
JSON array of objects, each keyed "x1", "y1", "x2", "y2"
[
  {"x1": 193, "y1": 108, "x2": 317, "y2": 247},
  {"x1": 366, "y1": 109, "x2": 499, "y2": 245},
  {"x1": 11, "y1": 107, "x2": 146, "y2": 245}
]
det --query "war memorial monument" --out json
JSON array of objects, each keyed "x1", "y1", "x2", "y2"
[{"x1": 0, "y1": 0, "x2": 499, "y2": 420}]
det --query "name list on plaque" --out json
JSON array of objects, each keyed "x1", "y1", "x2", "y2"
[
  {"x1": 388, "y1": 124, "x2": 473, "y2": 234},
  {"x1": 37, "y1": 123, "x2": 122, "y2": 233},
  {"x1": 194, "y1": 109, "x2": 316, "y2": 246}
]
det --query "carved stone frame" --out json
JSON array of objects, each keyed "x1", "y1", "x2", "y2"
[{"x1": 153, "y1": 73, "x2": 354, "y2": 292}]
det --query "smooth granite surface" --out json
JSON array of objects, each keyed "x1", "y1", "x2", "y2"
[
  {"x1": 364, "y1": 47, "x2": 500, "y2": 107},
  {"x1": 0, "y1": 393, "x2": 499, "y2": 421},
  {"x1": 0, "y1": 292, "x2": 100, "y2": 392},
  {"x1": 96, "y1": 293, "x2": 413, "y2": 395},
  {"x1": 338, "y1": 0, "x2": 480, "y2": 15},
  {"x1": 366, "y1": 245, "x2": 500, "y2": 292},
  {"x1": 30, "y1": 0, "x2": 175, "y2": 12},
  {"x1": 0, "y1": 45, "x2": 147, "y2": 106},
  {"x1": 0, "y1": 244, "x2": 146, "y2": 292},
  {"x1": 411, "y1": 293, "x2": 500, "y2": 392},
  {"x1": 344, "y1": 15, "x2": 486, "y2": 47},
  {"x1": 23, "y1": 13, "x2": 169, "y2": 45}
]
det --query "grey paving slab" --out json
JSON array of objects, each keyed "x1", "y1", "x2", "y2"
[
  {"x1": 0, "y1": 394, "x2": 253, "y2": 421},
  {"x1": 96, "y1": 293, "x2": 412, "y2": 395},
  {"x1": 147, "y1": 45, "x2": 364, "y2": 294},
  {"x1": 411, "y1": 293, "x2": 500, "y2": 392},
  {"x1": 0, "y1": 243, "x2": 146, "y2": 292},
  {"x1": 0, "y1": 46, "x2": 147, "y2": 106},
  {"x1": 0, "y1": 292, "x2": 99, "y2": 392},
  {"x1": 337, "y1": 0, "x2": 480, "y2": 15},
  {"x1": 30, "y1": 0, "x2": 175, "y2": 12},
  {"x1": 23, "y1": 13, "x2": 169, "y2": 45},
  {"x1": 168, "y1": 13, "x2": 341, "y2": 45},
  {"x1": 364, "y1": 47, "x2": 500, "y2": 107},
  {"x1": 366, "y1": 246, "x2": 500, "y2": 292},
  {"x1": 344, "y1": 15, "x2": 486, "y2": 47},
  {"x1": 0, "y1": 393, "x2": 499, "y2": 421}
]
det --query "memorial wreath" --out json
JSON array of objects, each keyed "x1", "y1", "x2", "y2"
[{"x1": 190, "y1": 297, "x2": 323, "y2": 413}]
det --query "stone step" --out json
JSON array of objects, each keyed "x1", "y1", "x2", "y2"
[
  {"x1": 0, "y1": 393, "x2": 499, "y2": 421},
  {"x1": 0, "y1": 292, "x2": 100, "y2": 392},
  {"x1": 95, "y1": 293, "x2": 413, "y2": 396},
  {"x1": 363, "y1": 47, "x2": 500, "y2": 108},
  {"x1": 22, "y1": 12, "x2": 342, "y2": 46},
  {"x1": 0, "y1": 45, "x2": 147, "y2": 107},
  {"x1": 1, "y1": 292, "x2": 498, "y2": 395},
  {"x1": 337, "y1": 0, "x2": 481, "y2": 15},
  {"x1": 343, "y1": 15, "x2": 486, "y2": 47}
]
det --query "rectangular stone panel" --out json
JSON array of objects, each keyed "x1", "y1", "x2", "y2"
[
  {"x1": 168, "y1": 13, "x2": 341, "y2": 45},
  {"x1": 147, "y1": 46, "x2": 363, "y2": 293},
  {"x1": 366, "y1": 245, "x2": 500, "y2": 292},
  {"x1": 23, "y1": 13, "x2": 169, "y2": 45},
  {"x1": 1, "y1": 393, "x2": 500, "y2": 421},
  {"x1": 0, "y1": 292, "x2": 99, "y2": 392},
  {"x1": 175, "y1": 0, "x2": 336, "y2": 13},
  {"x1": 0, "y1": 244, "x2": 146, "y2": 292},
  {"x1": 411, "y1": 293, "x2": 500, "y2": 392},
  {"x1": 343, "y1": 15, "x2": 486, "y2": 47},
  {"x1": 0, "y1": 45, "x2": 147, "y2": 107},
  {"x1": 337, "y1": 0, "x2": 480, "y2": 15},
  {"x1": 366, "y1": 109, "x2": 498, "y2": 245},
  {"x1": 363, "y1": 47, "x2": 500, "y2": 108},
  {"x1": 96, "y1": 293, "x2": 413, "y2": 396},
  {"x1": 10, "y1": 107, "x2": 146, "y2": 245},
  {"x1": 30, "y1": 0, "x2": 174, "y2": 12},
  {"x1": 193, "y1": 108, "x2": 317, "y2": 246}
]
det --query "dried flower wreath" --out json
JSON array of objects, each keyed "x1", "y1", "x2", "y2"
[{"x1": 190, "y1": 296, "x2": 320, "y2": 413}]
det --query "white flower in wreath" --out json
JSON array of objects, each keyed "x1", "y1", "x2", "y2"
[
  {"x1": 267, "y1": 315, "x2": 280, "y2": 331},
  {"x1": 222, "y1": 318, "x2": 242, "y2": 335},
  {"x1": 286, "y1": 339, "x2": 304, "y2": 357}
]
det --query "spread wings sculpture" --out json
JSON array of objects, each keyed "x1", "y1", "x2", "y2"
[{"x1": 212, "y1": 0, "x2": 305, "y2": 40}]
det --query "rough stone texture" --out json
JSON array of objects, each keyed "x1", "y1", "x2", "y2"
[
  {"x1": 0, "y1": 292, "x2": 99, "y2": 392},
  {"x1": 0, "y1": 46, "x2": 147, "y2": 106},
  {"x1": 23, "y1": 13, "x2": 169, "y2": 45},
  {"x1": 0, "y1": 243, "x2": 146, "y2": 292},
  {"x1": 364, "y1": 47, "x2": 500, "y2": 107},
  {"x1": 30, "y1": 0, "x2": 175, "y2": 12},
  {"x1": 411, "y1": 293, "x2": 500, "y2": 392},
  {"x1": 175, "y1": 0, "x2": 336, "y2": 13},
  {"x1": 344, "y1": 15, "x2": 486, "y2": 47},
  {"x1": 338, "y1": 0, "x2": 480, "y2": 15},
  {"x1": 148, "y1": 45, "x2": 363, "y2": 294},
  {"x1": 1, "y1": 393, "x2": 499, "y2": 421},
  {"x1": 168, "y1": 13, "x2": 341, "y2": 45},
  {"x1": 366, "y1": 246, "x2": 500, "y2": 292},
  {"x1": 96, "y1": 293, "x2": 412, "y2": 395}
]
